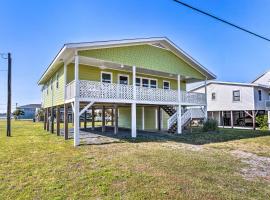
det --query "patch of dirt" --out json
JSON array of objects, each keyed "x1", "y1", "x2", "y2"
[
  {"x1": 231, "y1": 150, "x2": 270, "y2": 182},
  {"x1": 162, "y1": 143, "x2": 204, "y2": 151}
]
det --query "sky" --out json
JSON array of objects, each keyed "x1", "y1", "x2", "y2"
[{"x1": 0, "y1": 0, "x2": 270, "y2": 112}]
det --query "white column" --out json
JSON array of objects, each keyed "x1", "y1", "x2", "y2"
[
  {"x1": 63, "y1": 62, "x2": 67, "y2": 100},
  {"x1": 177, "y1": 74, "x2": 182, "y2": 134},
  {"x1": 155, "y1": 107, "x2": 158, "y2": 129},
  {"x1": 204, "y1": 79, "x2": 208, "y2": 120},
  {"x1": 268, "y1": 111, "x2": 270, "y2": 130},
  {"x1": 74, "y1": 53, "x2": 80, "y2": 146},
  {"x1": 131, "y1": 66, "x2": 137, "y2": 138},
  {"x1": 142, "y1": 106, "x2": 145, "y2": 130}
]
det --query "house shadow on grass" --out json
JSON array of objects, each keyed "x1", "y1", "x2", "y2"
[{"x1": 81, "y1": 126, "x2": 270, "y2": 145}]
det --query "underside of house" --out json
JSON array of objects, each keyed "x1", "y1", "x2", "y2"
[
  {"x1": 208, "y1": 110, "x2": 266, "y2": 129},
  {"x1": 38, "y1": 37, "x2": 215, "y2": 146}
]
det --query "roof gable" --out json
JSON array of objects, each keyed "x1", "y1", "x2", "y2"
[
  {"x1": 79, "y1": 44, "x2": 205, "y2": 80},
  {"x1": 38, "y1": 37, "x2": 216, "y2": 84}
]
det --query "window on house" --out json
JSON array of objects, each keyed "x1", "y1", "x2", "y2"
[
  {"x1": 233, "y1": 90, "x2": 240, "y2": 101},
  {"x1": 46, "y1": 85, "x2": 48, "y2": 95},
  {"x1": 50, "y1": 79, "x2": 53, "y2": 91},
  {"x1": 119, "y1": 75, "x2": 128, "y2": 85},
  {"x1": 136, "y1": 78, "x2": 141, "y2": 86},
  {"x1": 150, "y1": 80, "x2": 157, "y2": 88},
  {"x1": 101, "y1": 72, "x2": 112, "y2": 83},
  {"x1": 258, "y1": 90, "x2": 262, "y2": 101},
  {"x1": 56, "y1": 74, "x2": 59, "y2": 89},
  {"x1": 211, "y1": 92, "x2": 216, "y2": 100},
  {"x1": 163, "y1": 81, "x2": 170, "y2": 89},
  {"x1": 142, "y1": 78, "x2": 149, "y2": 87}
]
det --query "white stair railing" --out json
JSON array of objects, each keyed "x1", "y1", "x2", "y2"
[
  {"x1": 167, "y1": 109, "x2": 192, "y2": 130},
  {"x1": 167, "y1": 112, "x2": 178, "y2": 129}
]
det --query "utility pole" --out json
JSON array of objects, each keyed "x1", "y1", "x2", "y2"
[{"x1": 7, "y1": 53, "x2": 11, "y2": 137}]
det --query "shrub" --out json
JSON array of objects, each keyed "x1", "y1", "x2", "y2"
[
  {"x1": 202, "y1": 119, "x2": 219, "y2": 132},
  {"x1": 256, "y1": 115, "x2": 268, "y2": 130}
]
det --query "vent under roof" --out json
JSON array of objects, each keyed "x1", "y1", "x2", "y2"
[{"x1": 151, "y1": 43, "x2": 167, "y2": 50}]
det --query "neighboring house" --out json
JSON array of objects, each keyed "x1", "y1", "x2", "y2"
[
  {"x1": 190, "y1": 79, "x2": 270, "y2": 129},
  {"x1": 17, "y1": 104, "x2": 41, "y2": 119},
  {"x1": 38, "y1": 37, "x2": 216, "y2": 146}
]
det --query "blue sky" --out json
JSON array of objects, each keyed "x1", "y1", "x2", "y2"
[{"x1": 0, "y1": 0, "x2": 270, "y2": 111}]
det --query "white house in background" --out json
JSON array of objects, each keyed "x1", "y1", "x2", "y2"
[{"x1": 190, "y1": 77, "x2": 270, "y2": 129}]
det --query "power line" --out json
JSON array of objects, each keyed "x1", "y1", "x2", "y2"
[{"x1": 173, "y1": 0, "x2": 270, "y2": 42}]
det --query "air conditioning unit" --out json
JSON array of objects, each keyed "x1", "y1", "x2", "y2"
[{"x1": 265, "y1": 100, "x2": 270, "y2": 110}]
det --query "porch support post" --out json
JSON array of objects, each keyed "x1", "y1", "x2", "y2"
[
  {"x1": 157, "y1": 106, "x2": 161, "y2": 131},
  {"x1": 222, "y1": 111, "x2": 224, "y2": 128},
  {"x1": 204, "y1": 79, "x2": 208, "y2": 120},
  {"x1": 56, "y1": 106, "x2": 60, "y2": 136},
  {"x1": 63, "y1": 62, "x2": 67, "y2": 100},
  {"x1": 142, "y1": 106, "x2": 145, "y2": 130},
  {"x1": 155, "y1": 107, "x2": 158, "y2": 129},
  {"x1": 177, "y1": 74, "x2": 182, "y2": 134},
  {"x1": 268, "y1": 111, "x2": 270, "y2": 130},
  {"x1": 73, "y1": 53, "x2": 80, "y2": 146},
  {"x1": 46, "y1": 108, "x2": 50, "y2": 131},
  {"x1": 252, "y1": 110, "x2": 256, "y2": 130},
  {"x1": 64, "y1": 103, "x2": 68, "y2": 140},
  {"x1": 44, "y1": 108, "x2": 47, "y2": 130},
  {"x1": 230, "y1": 110, "x2": 234, "y2": 129},
  {"x1": 111, "y1": 108, "x2": 114, "y2": 126},
  {"x1": 84, "y1": 111, "x2": 87, "y2": 129},
  {"x1": 102, "y1": 106, "x2": 105, "y2": 133},
  {"x1": 131, "y1": 65, "x2": 137, "y2": 138},
  {"x1": 91, "y1": 106, "x2": 95, "y2": 130},
  {"x1": 50, "y1": 107, "x2": 54, "y2": 133},
  {"x1": 114, "y1": 104, "x2": 118, "y2": 134}
]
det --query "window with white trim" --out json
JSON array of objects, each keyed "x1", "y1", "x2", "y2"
[
  {"x1": 211, "y1": 92, "x2": 216, "y2": 100},
  {"x1": 56, "y1": 74, "x2": 59, "y2": 89},
  {"x1": 119, "y1": 75, "x2": 128, "y2": 85},
  {"x1": 136, "y1": 78, "x2": 141, "y2": 86},
  {"x1": 150, "y1": 80, "x2": 157, "y2": 88},
  {"x1": 50, "y1": 79, "x2": 53, "y2": 91},
  {"x1": 163, "y1": 81, "x2": 170, "y2": 90},
  {"x1": 101, "y1": 72, "x2": 112, "y2": 83},
  {"x1": 233, "y1": 90, "x2": 240, "y2": 102},
  {"x1": 258, "y1": 90, "x2": 262, "y2": 101},
  {"x1": 142, "y1": 78, "x2": 149, "y2": 87}
]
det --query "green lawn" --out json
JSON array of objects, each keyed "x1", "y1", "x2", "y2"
[{"x1": 0, "y1": 121, "x2": 270, "y2": 199}]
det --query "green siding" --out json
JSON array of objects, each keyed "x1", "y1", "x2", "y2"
[
  {"x1": 79, "y1": 44, "x2": 205, "y2": 80},
  {"x1": 144, "y1": 107, "x2": 156, "y2": 130},
  {"x1": 162, "y1": 110, "x2": 170, "y2": 130},
  {"x1": 118, "y1": 106, "x2": 156, "y2": 130},
  {"x1": 118, "y1": 107, "x2": 131, "y2": 128},
  {"x1": 42, "y1": 65, "x2": 65, "y2": 108}
]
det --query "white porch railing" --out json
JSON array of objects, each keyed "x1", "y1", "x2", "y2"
[{"x1": 65, "y1": 80, "x2": 206, "y2": 105}]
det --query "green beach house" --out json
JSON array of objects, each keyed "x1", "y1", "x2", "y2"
[{"x1": 38, "y1": 37, "x2": 215, "y2": 146}]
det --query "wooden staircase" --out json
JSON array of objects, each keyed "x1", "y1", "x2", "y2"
[
  {"x1": 160, "y1": 105, "x2": 177, "y2": 133},
  {"x1": 161, "y1": 105, "x2": 193, "y2": 133}
]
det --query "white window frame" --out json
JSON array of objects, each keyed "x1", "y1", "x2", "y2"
[
  {"x1": 150, "y1": 79, "x2": 158, "y2": 88},
  {"x1": 232, "y1": 90, "x2": 241, "y2": 102},
  {"x1": 163, "y1": 80, "x2": 170, "y2": 90},
  {"x1": 50, "y1": 79, "x2": 53, "y2": 91},
  {"x1": 118, "y1": 74, "x2": 129, "y2": 85},
  {"x1": 101, "y1": 71, "x2": 113, "y2": 83},
  {"x1": 56, "y1": 73, "x2": 59, "y2": 89},
  {"x1": 211, "y1": 92, "x2": 216, "y2": 101},
  {"x1": 136, "y1": 76, "x2": 158, "y2": 88},
  {"x1": 258, "y1": 89, "x2": 262, "y2": 101}
]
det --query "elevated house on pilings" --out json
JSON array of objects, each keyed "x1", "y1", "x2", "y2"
[{"x1": 38, "y1": 37, "x2": 216, "y2": 146}]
